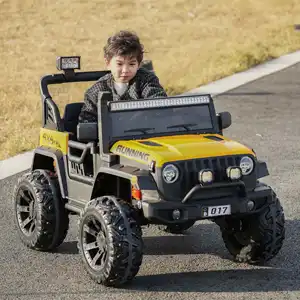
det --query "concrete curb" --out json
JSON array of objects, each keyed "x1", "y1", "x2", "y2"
[
  {"x1": 183, "y1": 50, "x2": 300, "y2": 96},
  {"x1": 1, "y1": 50, "x2": 300, "y2": 180},
  {"x1": 0, "y1": 150, "x2": 34, "y2": 180}
]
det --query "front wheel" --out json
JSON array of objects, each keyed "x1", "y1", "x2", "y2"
[
  {"x1": 78, "y1": 196, "x2": 143, "y2": 287},
  {"x1": 219, "y1": 194, "x2": 285, "y2": 263}
]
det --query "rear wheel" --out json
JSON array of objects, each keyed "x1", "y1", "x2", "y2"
[
  {"x1": 13, "y1": 169, "x2": 69, "y2": 251},
  {"x1": 78, "y1": 196, "x2": 143, "y2": 287},
  {"x1": 219, "y1": 194, "x2": 285, "y2": 263}
]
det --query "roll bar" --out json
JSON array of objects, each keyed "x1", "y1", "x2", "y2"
[{"x1": 39, "y1": 71, "x2": 110, "y2": 130}]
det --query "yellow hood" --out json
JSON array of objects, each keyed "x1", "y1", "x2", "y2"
[{"x1": 110, "y1": 134, "x2": 255, "y2": 167}]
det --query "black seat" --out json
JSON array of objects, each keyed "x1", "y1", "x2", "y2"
[{"x1": 63, "y1": 102, "x2": 84, "y2": 136}]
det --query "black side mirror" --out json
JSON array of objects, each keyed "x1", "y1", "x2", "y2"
[{"x1": 218, "y1": 111, "x2": 232, "y2": 130}]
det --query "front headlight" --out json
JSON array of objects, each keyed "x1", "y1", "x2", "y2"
[
  {"x1": 240, "y1": 156, "x2": 254, "y2": 175},
  {"x1": 162, "y1": 164, "x2": 179, "y2": 183}
]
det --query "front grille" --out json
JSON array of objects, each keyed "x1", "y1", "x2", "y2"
[{"x1": 178, "y1": 155, "x2": 242, "y2": 191}]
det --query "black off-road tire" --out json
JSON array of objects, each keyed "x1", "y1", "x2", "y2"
[
  {"x1": 13, "y1": 169, "x2": 69, "y2": 251},
  {"x1": 220, "y1": 194, "x2": 285, "y2": 264},
  {"x1": 159, "y1": 221, "x2": 196, "y2": 234},
  {"x1": 78, "y1": 196, "x2": 143, "y2": 287}
]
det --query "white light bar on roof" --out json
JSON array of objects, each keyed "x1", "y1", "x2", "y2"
[{"x1": 110, "y1": 96, "x2": 210, "y2": 111}]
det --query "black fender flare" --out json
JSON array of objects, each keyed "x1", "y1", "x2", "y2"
[
  {"x1": 31, "y1": 146, "x2": 68, "y2": 198},
  {"x1": 256, "y1": 160, "x2": 269, "y2": 179},
  {"x1": 92, "y1": 166, "x2": 158, "y2": 200}
]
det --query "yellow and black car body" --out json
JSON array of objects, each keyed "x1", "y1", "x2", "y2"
[
  {"x1": 32, "y1": 68, "x2": 271, "y2": 227},
  {"x1": 13, "y1": 57, "x2": 284, "y2": 286}
]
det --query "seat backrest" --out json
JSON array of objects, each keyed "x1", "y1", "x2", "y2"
[{"x1": 63, "y1": 102, "x2": 84, "y2": 135}]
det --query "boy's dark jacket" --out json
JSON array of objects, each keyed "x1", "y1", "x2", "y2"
[{"x1": 78, "y1": 68, "x2": 167, "y2": 123}]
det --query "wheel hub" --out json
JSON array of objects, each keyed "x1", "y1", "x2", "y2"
[{"x1": 96, "y1": 231, "x2": 106, "y2": 251}]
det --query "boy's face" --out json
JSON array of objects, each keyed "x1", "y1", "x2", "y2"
[{"x1": 106, "y1": 55, "x2": 140, "y2": 83}]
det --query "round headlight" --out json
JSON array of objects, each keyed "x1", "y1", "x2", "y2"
[
  {"x1": 240, "y1": 156, "x2": 254, "y2": 175},
  {"x1": 162, "y1": 164, "x2": 179, "y2": 183}
]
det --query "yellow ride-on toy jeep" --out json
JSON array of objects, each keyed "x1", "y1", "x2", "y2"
[{"x1": 13, "y1": 56, "x2": 285, "y2": 287}]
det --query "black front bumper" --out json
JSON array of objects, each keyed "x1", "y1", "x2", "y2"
[{"x1": 141, "y1": 181, "x2": 274, "y2": 224}]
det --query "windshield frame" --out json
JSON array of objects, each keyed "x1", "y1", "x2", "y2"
[{"x1": 104, "y1": 94, "x2": 220, "y2": 142}]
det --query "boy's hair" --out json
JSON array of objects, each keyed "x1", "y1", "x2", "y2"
[{"x1": 104, "y1": 30, "x2": 144, "y2": 63}]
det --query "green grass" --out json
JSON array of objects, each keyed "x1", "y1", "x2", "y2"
[{"x1": 1, "y1": 0, "x2": 300, "y2": 160}]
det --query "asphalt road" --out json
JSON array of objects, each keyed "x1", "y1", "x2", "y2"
[{"x1": 1, "y1": 64, "x2": 300, "y2": 300}]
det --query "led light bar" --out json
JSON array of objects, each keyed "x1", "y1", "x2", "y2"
[
  {"x1": 56, "y1": 56, "x2": 81, "y2": 71},
  {"x1": 109, "y1": 95, "x2": 210, "y2": 111}
]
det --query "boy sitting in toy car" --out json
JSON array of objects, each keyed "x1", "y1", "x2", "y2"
[{"x1": 78, "y1": 30, "x2": 167, "y2": 123}]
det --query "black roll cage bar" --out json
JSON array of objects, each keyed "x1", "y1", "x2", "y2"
[
  {"x1": 39, "y1": 71, "x2": 110, "y2": 130},
  {"x1": 39, "y1": 58, "x2": 155, "y2": 130}
]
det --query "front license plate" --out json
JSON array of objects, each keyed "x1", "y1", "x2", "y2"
[{"x1": 202, "y1": 205, "x2": 231, "y2": 217}]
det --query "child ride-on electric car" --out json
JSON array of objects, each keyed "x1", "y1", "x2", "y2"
[{"x1": 13, "y1": 56, "x2": 285, "y2": 287}]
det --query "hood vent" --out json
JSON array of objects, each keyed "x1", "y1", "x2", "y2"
[
  {"x1": 139, "y1": 140, "x2": 162, "y2": 146},
  {"x1": 204, "y1": 135, "x2": 224, "y2": 141}
]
